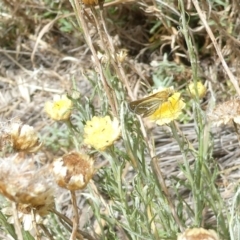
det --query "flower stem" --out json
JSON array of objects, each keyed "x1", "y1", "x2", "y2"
[{"x1": 70, "y1": 190, "x2": 82, "y2": 240}]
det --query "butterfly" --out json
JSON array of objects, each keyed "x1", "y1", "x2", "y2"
[{"x1": 128, "y1": 89, "x2": 175, "y2": 118}]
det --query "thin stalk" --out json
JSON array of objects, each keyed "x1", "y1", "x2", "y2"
[
  {"x1": 151, "y1": 157, "x2": 184, "y2": 231},
  {"x1": 12, "y1": 202, "x2": 23, "y2": 240},
  {"x1": 39, "y1": 224, "x2": 54, "y2": 240},
  {"x1": 70, "y1": 0, "x2": 117, "y2": 116},
  {"x1": 51, "y1": 208, "x2": 97, "y2": 240},
  {"x1": 31, "y1": 209, "x2": 41, "y2": 240},
  {"x1": 70, "y1": 190, "x2": 81, "y2": 240}
]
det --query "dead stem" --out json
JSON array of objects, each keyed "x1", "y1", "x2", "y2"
[
  {"x1": 31, "y1": 209, "x2": 41, "y2": 240},
  {"x1": 12, "y1": 202, "x2": 23, "y2": 240},
  {"x1": 72, "y1": 0, "x2": 117, "y2": 116},
  {"x1": 98, "y1": 7, "x2": 134, "y2": 100},
  {"x1": 70, "y1": 190, "x2": 81, "y2": 240}
]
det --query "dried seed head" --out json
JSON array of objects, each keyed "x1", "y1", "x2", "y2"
[
  {"x1": 208, "y1": 98, "x2": 240, "y2": 126},
  {"x1": 177, "y1": 228, "x2": 219, "y2": 240},
  {"x1": 1, "y1": 121, "x2": 42, "y2": 153},
  {"x1": 0, "y1": 154, "x2": 55, "y2": 215},
  {"x1": 52, "y1": 152, "x2": 94, "y2": 191}
]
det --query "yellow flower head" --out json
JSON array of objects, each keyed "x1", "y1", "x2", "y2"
[
  {"x1": 208, "y1": 98, "x2": 240, "y2": 126},
  {"x1": 188, "y1": 81, "x2": 207, "y2": 99},
  {"x1": 149, "y1": 92, "x2": 185, "y2": 125},
  {"x1": 177, "y1": 228, "x2": 219, "y2": 240},
  {"x1": 45, "y1": 95, "x2": 73, "y2": 121},
  {"x1": 83, "y1": 116, "x2": 121, "y2": 151},
  {"x1": 52, "y1": 152, "x2": 94, "y2": 191}
]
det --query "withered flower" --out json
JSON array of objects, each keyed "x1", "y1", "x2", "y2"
[
  {"x1": 0, "y1": 154, "x2": 55, "y2": 215},
  {"x1": 208, "y1": 98, "x2": 240, "y2": 126},
  {"x1": 1, "y1": 121, "x2": 42, "y2": 153},
  {"x1": 52, "y1": 152, "x2": 94, "y2": 191}
]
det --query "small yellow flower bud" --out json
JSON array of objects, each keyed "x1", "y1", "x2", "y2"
[
  {"x1": 188, "y1": 81, "x2": 207, "y2": 99},
  {"x1": 45, "y1": 95, "x2": 73, "y2": 121},
  {"x1": 52, "y1": 152, "x2": 94, "y2": 191},
  {"x1": 177, "y1": 228, "x2": 219, "y2": 240}
]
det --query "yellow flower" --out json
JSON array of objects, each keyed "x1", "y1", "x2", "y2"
[
  {"x1": 149, "y1": 92, "x2": 185, "y2": 125},
  {"x1": 83, "y1": 116, "x2": 121, "y2": 151},
  {"x1": 52, "y1": 152, "x2": 94, "y2": 191},
  {"x1": 208, "y1": 98, "x2": 240, "y2": 126},
  {"x1": 45, "y1": 95, "x2": 73, "y2": 121},
  {"x1": 177, "y1": 228, "x2": 219, "y2": 240},
  {"x1": 188, "y1": 81, "x2": 207, "y2": 99}
]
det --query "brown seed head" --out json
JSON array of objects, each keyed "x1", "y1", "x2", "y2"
[{"x1": 52, "y1": 152, "x2": 94, "y2": 191}]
